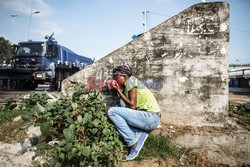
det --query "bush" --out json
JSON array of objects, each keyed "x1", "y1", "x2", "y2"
[
  {"x1": 20, "y1": 83, "x2": 125, "y2": 166},
  {"x1": 228, "y1": 103, "x2": 250, "y2": 120}
]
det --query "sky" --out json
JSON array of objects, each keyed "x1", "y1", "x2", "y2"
[{"x1": 0, "y1": 0, "x2": 249, "y2": 64}]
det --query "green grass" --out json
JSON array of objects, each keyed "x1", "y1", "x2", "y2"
[
  {"x1": 135, "y1": 134, "x2": 171, "y2": 161},
  {"x1": 0, "y1": 98, "x2": 25, "y2": 125},
  {"x1": 0, "y1": 99, "x2": 27, "y2": 143},
  {"x1": 133, "y1": 134, "x2": 218, "y2": 166},
  {"x1": 0, "y1": 108, "x2": 24, "y2": 124},
  {"x1": 228, "y1": 103, "x2": 250, "y2": 127}
]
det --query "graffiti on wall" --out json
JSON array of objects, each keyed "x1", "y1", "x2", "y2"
[{"x1": 186, "y1": 17, "x2": 215, "y2": 35}]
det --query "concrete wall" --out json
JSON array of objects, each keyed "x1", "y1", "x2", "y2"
[{"x1": 62, "y1": 2, "x2": 229, "y2": 126}]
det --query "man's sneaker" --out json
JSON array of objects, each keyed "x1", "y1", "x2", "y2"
[
  {"x1": 125, "y1": 149, "x2": 138, "y2": 160},
  {"x1": 125, "y1": 132, "x2": 148, "y2": 161},
  {"x1": 135, "y1": 132, "x2": 148, "y2": 154}
]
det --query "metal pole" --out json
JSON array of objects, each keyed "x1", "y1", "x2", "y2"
[
  {"x1": 28, "y1": 12, "x2": 32, "y2": 40},
  {"x1": 27, "y1": 0, "x2": 33, "y2": 40},
  {"x1": 27, "y1": 11, "x2": 40, "y2": 40},
  {"x1": 143, "y1": 10, "x2": 148, "y2": 33},
  {"x1": 27, "y1": 0, "x2": 40, "y2": 40}
]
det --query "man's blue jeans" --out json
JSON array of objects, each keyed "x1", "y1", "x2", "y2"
[{"x1": 108, "y1": 107, "x2": 160, "y2": 147}]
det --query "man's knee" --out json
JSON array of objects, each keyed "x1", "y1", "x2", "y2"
[{"x1": 108, "y1": 107, "x2": 117, "y2": 117}]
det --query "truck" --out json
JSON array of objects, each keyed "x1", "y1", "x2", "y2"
[{"x1": 0, "y1": 34, "x2": 94, "y2": 91}]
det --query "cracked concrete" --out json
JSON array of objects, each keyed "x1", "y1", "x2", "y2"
[
  {"x1": 0, "y1": 142, "x2": 34, "y2": 167},
  {"x1": 152, "y1": 118, "x2": 250, "y2": 166},
  {"x1": 0, "y1": 124, "x2": 41, "y2": 166}
]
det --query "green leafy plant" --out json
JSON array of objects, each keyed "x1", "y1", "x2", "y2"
[
  {"x1": 19, "y1": 83, "x2": 125, "y2": 166},
  {"x1": 228, "y1": 103, "x2": 250, "y2": 119},
  {"x1": 18, "y1": 93, "x2": 50, "y2": 130},
  {"x1": 0, "y1": 98, "x2": 24, "y2": 125},
  {"x1": 228, "y1": 103, "x2": 250, "y2": 130}
]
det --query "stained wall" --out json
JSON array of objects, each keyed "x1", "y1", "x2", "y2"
[{"x1": 62, "y1": 2, "x2": 229, "y2": 126}]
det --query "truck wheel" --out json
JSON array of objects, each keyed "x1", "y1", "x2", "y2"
[
  {"x1": 22, "y1": 81, "x2": 30, "y2": 90},
  {"x1": 30, "y1": 82, "x2": 38, "y2": 90},
  {"x1": 49, "y1": 79, "x2": 56, "y2": 91}
]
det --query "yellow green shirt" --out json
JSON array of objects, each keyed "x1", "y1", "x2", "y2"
[{"x1": 123, "y1": 76, "x2": 160, "y2": 112}]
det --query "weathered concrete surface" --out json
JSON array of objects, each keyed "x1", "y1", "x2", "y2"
[
  {"x1": 62, "y1": 2, "x2": 229, "y2": 126},
  {"x1": 152, "y1": 118, "x2": 250, "y2": 166},
  {"x1": 0, "y1": 142, "x2": 34, "y2": 167}
]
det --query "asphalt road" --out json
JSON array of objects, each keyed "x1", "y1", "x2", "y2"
[
  {"x1": 0, "y1": 84, "x2": 51, "y2": 105},
  {"x1": 0, "y1": 90, "x2": 33, "y2": 103}
]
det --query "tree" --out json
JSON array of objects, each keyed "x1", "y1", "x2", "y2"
[{"x1": 0, "y1": 37, "x2": 16, "y2": 63}]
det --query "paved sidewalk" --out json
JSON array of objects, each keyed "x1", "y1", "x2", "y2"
[{"x1": 0, "y1": 142, "x2": 34, "y2": 166}]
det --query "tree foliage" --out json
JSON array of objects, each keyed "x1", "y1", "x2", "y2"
[{"x1": 0, "y1": 37, "x2": 16, "y2": 63}]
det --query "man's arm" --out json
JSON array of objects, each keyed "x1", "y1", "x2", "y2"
[{"x1": 113, "y1": 81, "x2": 137, "y2": 109}]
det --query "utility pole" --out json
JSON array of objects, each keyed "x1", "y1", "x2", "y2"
[
  {"x1": 27, "y1": 0, "x2": 40, "y2": 40},
  {"x1": 28, "y1": 11, "x2": 40, "y2": 40},
  {"x1": 143, "y1": 10, "x2": 148, "y2": 33}
]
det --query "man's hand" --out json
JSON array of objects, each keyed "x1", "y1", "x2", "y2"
[{"x1": 112, "y1": 80, "x2": 120, "y2": 91}]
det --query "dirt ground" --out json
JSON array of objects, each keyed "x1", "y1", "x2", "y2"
[
  {"x1": 122, "y1": 119, "x2": 249, "y2": 167},
  {"x1": 0, "y1": 91, "x2": 249, "y2": 166},
  {"x1": 228, "y1": 93, "x2": 250, "y2": 105},
  {"x1": 123, "y1": 93, "x2": 250, "y2": 167}
]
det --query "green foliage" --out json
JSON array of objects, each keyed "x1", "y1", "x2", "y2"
[
  {"x1": 0, "y1": 98, "x2": 24, "y2": 125},
  {"x1": 20, "y1": 83, "x2": 124, "y2": 166},
  {"x1": 136, "y1": 134, "x2": 171, "y2": 161},
  {"x1": 18, "y1": 93, "x2": 50, "y2": 130},
  {"x1": 0, "y1": 37, "x2": 16, "y2": 63},
  {"x1": 20, "y1": 93, "x2": 50, "y2": 110},
  {"x1": 229, "y1": 63, "x2": 250, "y2": 67},
  {"x1": 228, "y1": 103, "x2": 250, "y2": 124}
]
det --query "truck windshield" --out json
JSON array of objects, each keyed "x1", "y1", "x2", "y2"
[{"x1": 17, "y1": 43, "x2": 44, "y2": 56}]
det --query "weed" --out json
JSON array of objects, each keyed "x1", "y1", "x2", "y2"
[
  {"x1": 18, "y1": 83, "x2": 125, "y2": 166},
  {"x1": 0, "y1": 120, "x2": 27, "y2": 143},
  {"x1": 228, "y1": 103, "x2": 250, "y2": 130},
  {"x1": 135, "y1": 134, "x2": 220, "y2": 166},
  {"x1": 136, "y1": 134, "x2": 171, "y2": 161},
  {"x1": 0, "y1": 98, "x2": 24, "y2": 125}
]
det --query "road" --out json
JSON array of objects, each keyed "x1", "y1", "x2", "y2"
[
  {"x1": 228, "y1": 93, "x2": 250, "y2": 104},
  {"x1": 0, "y1": 84, "x2": 51, "y2": 105}
]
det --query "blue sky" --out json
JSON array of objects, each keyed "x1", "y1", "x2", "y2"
[{"x1": 0, "y1": 0, "x2": 249, "y2": 64}]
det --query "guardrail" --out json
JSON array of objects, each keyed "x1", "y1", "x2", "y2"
[
  {"x1": 229, "y1": 68, "x2": 250, "y2": 79},
  {"x1": 0, "y1": 64, "x2": 12, "y2": 69}
]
